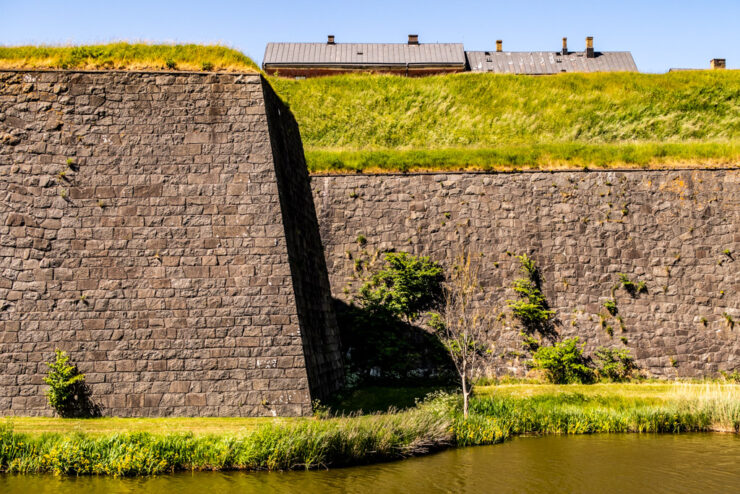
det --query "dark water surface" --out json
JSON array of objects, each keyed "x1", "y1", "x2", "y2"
[{"x1": 2, "y1": 434, "x2": 739, "y2": 494}]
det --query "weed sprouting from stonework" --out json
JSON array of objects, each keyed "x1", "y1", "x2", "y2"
[
  {"x1": 616, "y1": 273, "x2": 647, "y2": 297},
  {"x1": 603, "y1": 299, "x2": 618, "y2": 316},
  {"x1": 507, "y1": 254, "x2": 555, "y2": 339},
  {"x1": 723, "y1": 313, "x2": 735, "y2": 330}
]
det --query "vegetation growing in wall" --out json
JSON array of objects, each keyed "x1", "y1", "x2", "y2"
[
  {"x1": 337, "y1": 252, "x2": 454, "y2": 385},
  {"x1": 270, "y1": 71, "x2": 740, "y2": 172},
  {"x1": 358, "y1": 252, "x2": 444, "y2": 322},
  {"x1": 0, "y1": 43, "x2": 258, "y2": 72},
  {"x1": 507, "y1": 254, "x2": 555, "y2": 336}
]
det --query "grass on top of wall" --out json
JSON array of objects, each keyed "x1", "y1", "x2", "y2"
[
  {"x1": 269, "y1": 70, "x2": 740, "y2": 172},
  {"x1": 0, "y1": 43, "x2": 258, "y2": 72},
  {"x1": 305, "y1": 142, "x2": 740, "y2": 173}
]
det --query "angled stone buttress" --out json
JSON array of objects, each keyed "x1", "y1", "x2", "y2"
[{"x1": 0, "y1": 70, "x2": 343, "y2": 416}]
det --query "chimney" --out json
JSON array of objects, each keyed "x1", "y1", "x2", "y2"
[
  {"x1": 586, "y1": 36, "x2": 594, "y2": 58},
  {"x1": 327, "y1": 35, "x2": 335, "y2": 45},
  {"x1": 562, "y1": 37, "x2": 568, "y2": 55},
  {"x1": 496, "y1": 40, "x2": 503, "y2": 52},
  {"x1": 408, "y1": 34, "x2": 419, "y2": 45},
  {"x1": 710, "y1": 58, "x2": 726, "y2": 70}
]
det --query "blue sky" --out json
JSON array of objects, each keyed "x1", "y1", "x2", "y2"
[{"x1": 1, "y1": 0, "x2": 738, "y2": 73}]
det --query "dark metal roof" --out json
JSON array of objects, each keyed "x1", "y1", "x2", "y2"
[
  {"x1": 465, "y1": 51, "x2": 638, "y2": 74},
  {"x1": 263, "y1": 43, "x2": 466, "y2": 67}
]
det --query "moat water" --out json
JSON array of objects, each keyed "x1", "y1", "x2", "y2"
[{"x1": 2, "y1": 434, "x2": 738, "y2": 494}]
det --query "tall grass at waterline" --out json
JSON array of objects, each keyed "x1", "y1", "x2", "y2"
[
  {"x1": 0, "y1": 43, "x2": 258, "y2": 72},
  {"x1": 0, "y1": 408, "x2": 451, "y2": 476},
  {"x1": 2, "y1": 383, "x2": 736, "y2": 476},
  {"x1": 670, "y1": 383, "x2": 740, "y2": 432}
]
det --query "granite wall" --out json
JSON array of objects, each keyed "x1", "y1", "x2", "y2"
[
  {"x1": 0, "y1": 70, "x2": 342, "y2": 417},
  {"x1": 312, "y1": 170, "x2": 740, "y2": 378}
]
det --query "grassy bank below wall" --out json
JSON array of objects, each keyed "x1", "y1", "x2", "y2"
[
  {"x1": 269, "y1": 71, "x2": 740, "y2": 172},
  {"x1": 1, "y1": 383, "x2": 737, "y2": 476}
]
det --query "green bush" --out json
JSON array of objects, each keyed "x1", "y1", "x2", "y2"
[
  {"x1": 528, "y1": 338, "x2": 594, "y2": 384},
  {"x1": 595, "y1": 347, "x2": 637, "y2": 382},
  {"x1": 338, "y1": 251, "x2": 452, "y2": 385},
  {"x1": 44, "y1": 349, "x2": 100, "y2": 418},
  {"x1": 359, "y1": 252, "x2": 444, "y2": 322}
]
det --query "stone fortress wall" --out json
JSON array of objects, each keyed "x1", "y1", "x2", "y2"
[
  {"x1": 0, "y1": 70, "x2": 342, "y2": 416},
  {"x1": 312, "y1": 170, "x2": 739, "y2": 377},
  {"x1": 1, "y1": 68, "x2": 738, "y2": 419}
]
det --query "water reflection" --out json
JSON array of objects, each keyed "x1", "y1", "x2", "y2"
[{"x1": 2, "y1": 434, "x2": 738, "y2": 494}]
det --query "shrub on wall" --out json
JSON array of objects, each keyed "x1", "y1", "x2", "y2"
[
  {"x1": 359, "y1": 252, "x2": 444, "y2": 322},
  {"x1": 507, "y1": 254, "x2": 555, "y2": 336}
]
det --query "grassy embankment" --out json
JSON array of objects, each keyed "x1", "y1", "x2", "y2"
[
  {"x1": 270, "y1": 71, "x2": 740, "y2": 172},
  {"x1": 0, "y1": 43, "x2": 258, "y2": 72},
  {"x1": 1, "y1": 382, "x2": 737, "y2": 476},
  {"x1": 3, "y1": 44, "x2": 739, "y2": 171}
]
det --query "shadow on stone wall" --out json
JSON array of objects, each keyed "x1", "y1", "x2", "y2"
[
  {"x1": 333, "y1": 299, "x2": 456, "y2": 387},
  {"x1": 57, "y1": 381, "x2": 103, "y2": 419}
]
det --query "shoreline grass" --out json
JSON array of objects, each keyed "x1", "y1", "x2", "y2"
[
  {"x1": 0, "y1": 43, "x2": 258, "y2": 72},
  {"x1": 1, "y1": 383, "x2": 737, "y2": 477}
]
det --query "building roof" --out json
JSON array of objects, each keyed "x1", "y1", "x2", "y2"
[
  {"x1": 465, "y1": 51, "x2": 638, "y2": 74},
  {"x1": 263, "y1": 43, "x2": 466, "y2": 68}
]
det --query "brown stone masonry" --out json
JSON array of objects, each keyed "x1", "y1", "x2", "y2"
[
  {"x1": 312, "y1": 170, "x2": 739, "y2": 378},
  {"x1": 0, "y1": 71, "x2": 342, "y2": 417}
]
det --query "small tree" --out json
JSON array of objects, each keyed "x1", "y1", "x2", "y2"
[
  {"x1": 431, "y1": 251, "x2": 494, "y2": 419},
  {"x1": 44, "y1": 349, "x2": 100, "y2": 418},
  {"x1": 359, "y1": 252, "x2": 444, "y2": 322}
]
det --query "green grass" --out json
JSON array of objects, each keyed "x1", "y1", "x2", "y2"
[
  {"x1": 1, "y1": 416, "x2": 289, "y2": 437},
  {"x1": 269, "y1": 71, "x2": 740, "y2": 172},
  {"x1": 306, "y1": 143, "x2": 740, "y2": 173},
  {"x1": 0, "y1": 409, "x2": 450, "y2": 476},
  {"x1": 0, "y1": 43, "x2": 258, "y2": 72},
  {"x1": 1, "y1": 383, "x2": 737, "y2": 476}
]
